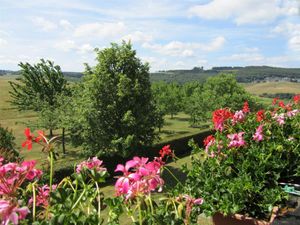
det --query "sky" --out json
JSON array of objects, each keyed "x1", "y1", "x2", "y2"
[{"x1": 0, "y1": 0, "x2": 300, "y2": 72}]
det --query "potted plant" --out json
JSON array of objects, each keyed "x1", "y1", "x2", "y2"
[{"x1": 184, "y1": 96, "x2": 300, "y2": 225}]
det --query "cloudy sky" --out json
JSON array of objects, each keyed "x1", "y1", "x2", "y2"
[{"x1": 0, "y1": 0, "x2": 300, "y2": 72}]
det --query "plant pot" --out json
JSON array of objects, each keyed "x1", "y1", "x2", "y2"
[{"x1": 211, "y1": 207, "x2": 278, "y2": 225}]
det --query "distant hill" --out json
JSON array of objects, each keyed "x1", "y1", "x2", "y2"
[
  {"x1": 1, "y1": 66, "x2": 300, "y2": 83},
  {"x1": 150, "y1": 66, "x2": 300, "y2": 83}
]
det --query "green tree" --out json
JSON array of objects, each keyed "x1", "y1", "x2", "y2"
[
  {"x1": 152, "y1": 81, "x2": 182, "y2": 118},
  {"x1": 73, "y1": 42, "x2": 162, "y2": 157},
  {"x1": 9, "y1": 59, "x2": 69, "y2": 137},
  {"x1": 185, "y1": 74, "x2": 258, "y2": 125}
]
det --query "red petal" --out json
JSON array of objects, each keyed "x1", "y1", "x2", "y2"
[{"x1": 24, "y1": 128, "x2": 31, "y2": 137}]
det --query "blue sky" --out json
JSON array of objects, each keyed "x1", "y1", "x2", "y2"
[{"x1": 0, "y1": 0, "x2": 300, "y2": 72}]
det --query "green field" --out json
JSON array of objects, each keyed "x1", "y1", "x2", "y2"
[
  {"x1": 0, "y1": 76, "x2": 203, "y2": 169},
  {"x1": 243, "y1": 81, "x2": 300, "y2": 95}
]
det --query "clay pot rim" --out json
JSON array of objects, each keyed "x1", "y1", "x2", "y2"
[{"x1": 221, "y1": 206, "x2": 279, "y2": 224}]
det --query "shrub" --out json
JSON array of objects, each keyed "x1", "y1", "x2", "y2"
[
  {"x1": 0, "y1": 125, "x2": 21, "y2": 162},
  {"x1": 184, "y1": 96, "x2": 300, "y2": 220}
]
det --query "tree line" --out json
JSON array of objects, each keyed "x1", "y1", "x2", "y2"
[{"x1": 8, "y1": 42, "x2": 260, "y2": 158}]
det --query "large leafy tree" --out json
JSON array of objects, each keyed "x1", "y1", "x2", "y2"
[
  {"x1": 73, "y1": 42, "x2": 162, "y2": 157},
  {"x1": 185, "y1": 74, "x2": 259, "y2": 125},
  {"x1": 9, "y1": 59, "x2": 69, "y2": 137}
]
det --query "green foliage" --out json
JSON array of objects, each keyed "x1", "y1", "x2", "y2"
[
  {"x1": 9, "y1": 59, "x2": 68, "y2": 111},
  {"x1": 185, "y1": 74, "x2": 260, "y2": 126},
  {"x1": 184, "y1": 100, "x2": 300, "y2": 220},
  {"x1": 9, "y1": 59, "x2": 69, "y2": 136},
  {"x1": 152, "y1": 81, "x2": 183, "y2": 118},
  {"x1": 0, "y1": 124, "x2": 20, "y2": 162},
  {"x1": 72, "y1": 42, "x2": 162, "y2": 157}
]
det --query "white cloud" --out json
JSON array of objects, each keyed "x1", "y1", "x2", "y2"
[
  {"x1": 220, "y1": 49, "x2": 300, "y2": 67},
  {"x1": 273, "y1": 22, "x2": 300, "y2": 51},
  {"x1": 121, "y1": 31, "x2": 153, "y2": 44},
  {"x1": 0, "y1": 38, "x2": 7, "y2": 47},
  {"x1": 143, "y1": 36, "x2": 225, "y2": 57},
  {"x1": 32, "y1": 17, "x2": 57, "y2": 31},
  {"x1": 74, "y1": 22, "x2": 126, "y2": 39},
  {"x1": 59, "y1": 19, "x2": 72, "y2": 30},
  {"x1": 189, "y1": 0, "x2": 299, "y2": 25},
  {"x1": 54, "y1": 40, "x2": 94, "y2": 54}
]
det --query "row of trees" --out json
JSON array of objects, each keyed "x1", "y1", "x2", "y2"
[
  {"x1": 9, "y1": 42, "x2": 259, "y2": 158},
  {"x1": 152, "y1": 74, "x2": 259, "y2": 126},
  {"x1": 9, "y1": 43, "x2": 162, "y2": 157}
]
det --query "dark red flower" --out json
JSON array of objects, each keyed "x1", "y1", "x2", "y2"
[
  {"x1": 272, "y1": 98, "x2": 279, "y2": 105},
  {"x1": 294, "y1": 95, "x2": 300, "y2": 104},
  {"x1": 159, "y1": 145, "x2": 174, "y2": 158},
  {"x1": 256, "y1": 110, "x2": 265, "y2": 122},
  {"x1": 242, "y1": 101, "x2": 250, "y2": 113},
  {"x1": 22, "y1": 128, "x2": 34, "y2": 150},
  {"x1": 203, "y1": 135, "x2": 215, "y2": 146}
]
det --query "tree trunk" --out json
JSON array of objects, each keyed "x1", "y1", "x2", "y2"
[
  {"x1": 62, "y1": 127, "x2": 66, "y2": 155},
  {"x1": 49, "y1": 129, "x2": 53, "y2": 138}
]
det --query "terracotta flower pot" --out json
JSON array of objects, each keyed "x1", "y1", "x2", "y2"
[{"x1": 212, "y1": 207, "x2": 278, "y2": 225}]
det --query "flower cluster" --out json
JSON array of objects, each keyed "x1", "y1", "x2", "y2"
[
  {"x1": 0, "y1": 200, "x2": 29, "y2": 225},
  {"x1": 159, "y1": 145, "x2": 174, "y2": 159},
  {"x1": 114, "y1": 156, "x2": 164, "y2": 199},
  {"x1": 212, "y1": 108, "x2": 233, "y2": 131},
  {"x1": 0, "y1": 159, "x2": 42, "y2": 196},
  {"x1": 76, "y1": 157, "x2": 107, "y2": 174},
  {"x1": 21, "y1": 128, "x2": 45, "y2": 151},
  {"x1": 0, "y1": 158, "x2": 42, "y2": 224}
]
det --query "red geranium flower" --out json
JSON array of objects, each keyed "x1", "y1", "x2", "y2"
[
  {"x1": 203, "y1": 135, "x2": 215, "y2": 146},
  {"x1": 242, "y1": 101, "x2": 250, "y2": 113},
  {"x1": 212, "y1": 108, "x2": 233, "y2": 131},
  {"x1": 278, "y1": 101, "x2": 285, "y2": 108},
  {"x1": 159, "y1": 145, "x2": 174, "y2": 158},
  {"x1": 272, "y1": 98, "x2": 279, "y2": 105},
  {"x1": 256, "y1": 110, "x2": 265, "y2": 122},
  {"x1": 22, "y1": 128, "x2": 34, "y2": 150},
  {"x1": 294, "y1": 94, "x2": 300, "y2": 104}
]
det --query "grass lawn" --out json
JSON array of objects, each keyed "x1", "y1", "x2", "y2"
[
  {"x1": 0, "y1": 76, "x2": 203, "y2": 169},
  {"x1": 243, "y1": 81, "x2": 300, "y2": 95}
]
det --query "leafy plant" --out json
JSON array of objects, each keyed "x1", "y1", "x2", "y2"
[{"x1": 184, "y1": 95, "x2": 300, "y2": 220}]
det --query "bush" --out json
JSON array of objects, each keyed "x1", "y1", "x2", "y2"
[
  {"x1": 184, "y1": 95, "x2": 300, "y2": 220},
  {"x1": 0, "y1": 124, "x2": 21, "y2": 162}
]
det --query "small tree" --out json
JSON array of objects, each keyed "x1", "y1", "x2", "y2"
[
  {"x1": 9, "y1": 59, "x2": 69, "y2": 137},
  {"x1": 73, "y1": 42, "x2": 162, "y2": 157},
  {"x1": 152, "y1": 82, "x2": 182, "y2": 118}
]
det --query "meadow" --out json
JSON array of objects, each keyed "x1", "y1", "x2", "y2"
[{"x1": 0, "y1": 76, "x2": 203, "y2": 168}]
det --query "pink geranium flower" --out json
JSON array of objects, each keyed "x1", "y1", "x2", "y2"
[
  {"x1": 253, "y1": 125, "x2": 264, "y2": 142},
  {"x1": 227, "y1": 132, "x2": 246, "y2": 148},
  {"x1": 232, "y1": 110, "x2": 245, "y2": 125},
  {"x1": 114, "y1": 156, "x2": 164, "y2": 199},
  {"x1": 273, "y1": 113, "x2": 285, "y2": 125},
  {"x1": 29, "y1": 184, "x2": 57, "y2": 208},
  {"x1": 0, "y1": 200, "x2": 29, "y2": 225},
  {"x1": 0, "y1": 160, "x2": 42, "y2": 196},
  {"x1": 76, "y1": 157, "x2": 107, "y2": 173}
]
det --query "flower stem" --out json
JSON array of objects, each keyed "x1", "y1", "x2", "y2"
[
  {"x1": 95, "y1": 182, "x2": 101, "y2": 224},
  {"x1": 49, "y1": 151, "x2": 54, "y2": 192},
  {"x1": 164, "y1": 166, "x2": 183, "y2": 187},
  {"x1": 137, "y1": 198, "x2": 143, "y2": 225},
  {"x1": 72, "y1": 189, "x2": 86, "y2": 210},
  {"x1": 32, "y1": 183, "x2": 36, "y2": 221}
]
